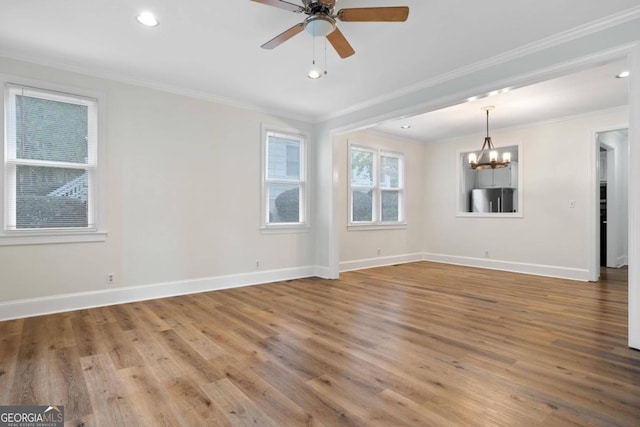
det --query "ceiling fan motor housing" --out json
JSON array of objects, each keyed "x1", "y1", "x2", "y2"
[{"x1": 303, "y1": 0, "x2": 336, "y2": 14}]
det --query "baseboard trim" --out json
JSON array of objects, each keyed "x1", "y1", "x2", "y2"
[
  {"x1": 313, "y1": 265, "x2": 336, "y2": 279},
  {"x1": 0, "y1": 266, "x2": 317, "y2": 322},
  {"x1": 422, "y1": 252, "x2": 590, "y2": 281},
  {"x1": 339, "y1": 253, "x2": 424, "y2": 272},
  {"x1": 617, "y1": 256, "x2": 629, "y2": 267},
  {"x1": 1, "y1": 255, "x2": 593, "y2": 321}
]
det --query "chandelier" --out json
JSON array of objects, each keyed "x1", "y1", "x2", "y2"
[{"x1": 468, "y1": 106, "x2": 511, "y2": 170}]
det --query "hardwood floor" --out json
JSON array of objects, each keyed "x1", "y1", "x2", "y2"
[{"x1": 1, "y1": 262, "x2": 639, "y2": 426}]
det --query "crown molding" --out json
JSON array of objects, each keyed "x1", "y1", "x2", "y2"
[{"x1": 0, "y1": 49, "x2": 315, "y2": 124}]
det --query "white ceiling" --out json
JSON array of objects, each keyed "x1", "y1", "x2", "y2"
[{"x1": 0, "y1": 0, "x2": 637, "y2": 123}]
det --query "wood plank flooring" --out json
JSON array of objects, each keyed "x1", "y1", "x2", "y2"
[{"x1": 1, "y1": 262, "x2": 639, "y2": 426}]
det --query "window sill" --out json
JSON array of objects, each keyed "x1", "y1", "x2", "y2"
[
  {"x1": 348, "y1": 222, "x2": 407, "y2": 231},
  {"x1": 0, "y1": 230, "x2": 108, "y2": 246},
  {"x1": 456, "y1": 212, "x2": 523, "y2": 218},
  {"x1": 260, "y1": 225, "x2": 311, "y2": 234}
]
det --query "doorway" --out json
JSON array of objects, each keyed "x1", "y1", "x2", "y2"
[{"x1": 597, "y1": 129, "x2": 629, "y2": 272}]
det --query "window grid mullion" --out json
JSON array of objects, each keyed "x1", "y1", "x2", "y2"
[
  {"x1": 266, "y1": 177, "x2": 302, "y2": 185},
  {"x1": 7, "y1": 158, "x2": 90, "y2": 170}
]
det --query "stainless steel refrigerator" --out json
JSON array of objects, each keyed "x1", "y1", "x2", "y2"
[{"x1": 471, "y1": 188, "x2": 514, "y2": 213}]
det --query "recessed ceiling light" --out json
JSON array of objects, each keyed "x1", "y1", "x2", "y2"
[
  {"x1": 400, "y1": 125, "x2": 411, "y2": 129},
  {"x1": 137, "y1": 12, "x2": 159, "y2": 27},
  {"x1": 467, "y1": 96, "x2": 478, "y2": 102},
  {"x1": 488, "y1": 90, "x2": 499, "y2": 97},
  {"x1": 616, "y1": 70, "x2": 630, "y2": 79}
]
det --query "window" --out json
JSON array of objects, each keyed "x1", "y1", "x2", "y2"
[
  {"x1": 349, "y1": 144, "x2": 404, "y2": 227},
  {"x1": 1, "y1": 80, "x2": 106, "y2": 244},
  {"x1": 262, "y1": 127, "x2": 307, "y2": 229}
]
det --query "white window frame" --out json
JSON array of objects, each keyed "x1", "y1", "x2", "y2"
[
  {"x1": 261, "y1": 124, "x2": 309, "y2": 232},
  {"x1": 0, "y1": 75, "x2": 107, "y2": 245},
  {"x1": 348, "y1": 142, "x2": 406, "y2": 230}
]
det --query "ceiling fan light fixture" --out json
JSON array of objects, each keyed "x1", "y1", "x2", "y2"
[
  {"x1": 304, "y1": 15, "x2": 336, "y2": 37},
  {"x1": 308, "y1": 69, "x2": 322, "y2": 79},
  {"x1": 136, "y1": 11, "x2": 159, "y2": 27}
]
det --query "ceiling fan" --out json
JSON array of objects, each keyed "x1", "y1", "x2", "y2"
[{"x1": 251, "y1": 0, "x2": 409, "y2": 58}]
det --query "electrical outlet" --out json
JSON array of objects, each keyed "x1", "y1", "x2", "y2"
[
  {"x1": 377, "y1": 248, "x2": 381, "y2": 256},
  {"x1": 484, "y1": 250, "x2": 490, "y2": 258},
  {"x1": 107, "y1": 273, "x2": 115, "y2": 284},
  {"x1": 256, "y1": 260, "x2": 260, "y2": 268}
]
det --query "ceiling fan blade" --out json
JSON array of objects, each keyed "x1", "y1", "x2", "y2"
[
  {"x1": 251, "y1": 0, "x2": 305, "y2": 13},
  {"x1": 261, "y1": 22, "x2": 305, "y2": 49},
  {"x1": 326, "y1": 27, "x2": 355, "y2": 58},
  {"x1": 337, "y1": 6, "x2": 409, "y2": 22}
]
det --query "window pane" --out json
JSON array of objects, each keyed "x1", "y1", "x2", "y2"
[
  {"x1": 286, "y1": 144, "x2": 299, "y2": 177},
  {"x1": 14, "y1": 95, "x2": 89, "y2": 164},
  {"x1": 15, "y1": 165, "x2": 88, "y2": 229},
  {"x1": 351, "y1": 149, "x2": 374, "y2": 186},
  {"x1": 268, "y1": 136, "x2": 300, "y2": 180},
  {"x1": 381, "y1": 155, "x2": 399, "y2": 188},
  {"x1": 268, "y1": 183, "x2": 300, "y2": 223},
  {"x1": 381, "y1": 190, "x2": 399, "y2": 222},
  {"x1": 352, "y1": 189, "x2": 373, "y2": 222}
]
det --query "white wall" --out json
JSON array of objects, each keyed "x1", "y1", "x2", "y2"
[
  {"x1": 0, "y1": 57, "x2": 315, "y2": 314},
  {"x1": 422, "y1": 110, "x2": 628, "y2": 279},
  {"x1": 618, "y1": 134, "x2": 630, "y2": 266},
  {"x1": 335, "y1": 131, "x2": 425, "y2": 270}
]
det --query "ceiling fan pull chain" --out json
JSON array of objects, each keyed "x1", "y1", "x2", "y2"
[{"x1": 324, "y1": 37, "x2": 328, "y2": 76}]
